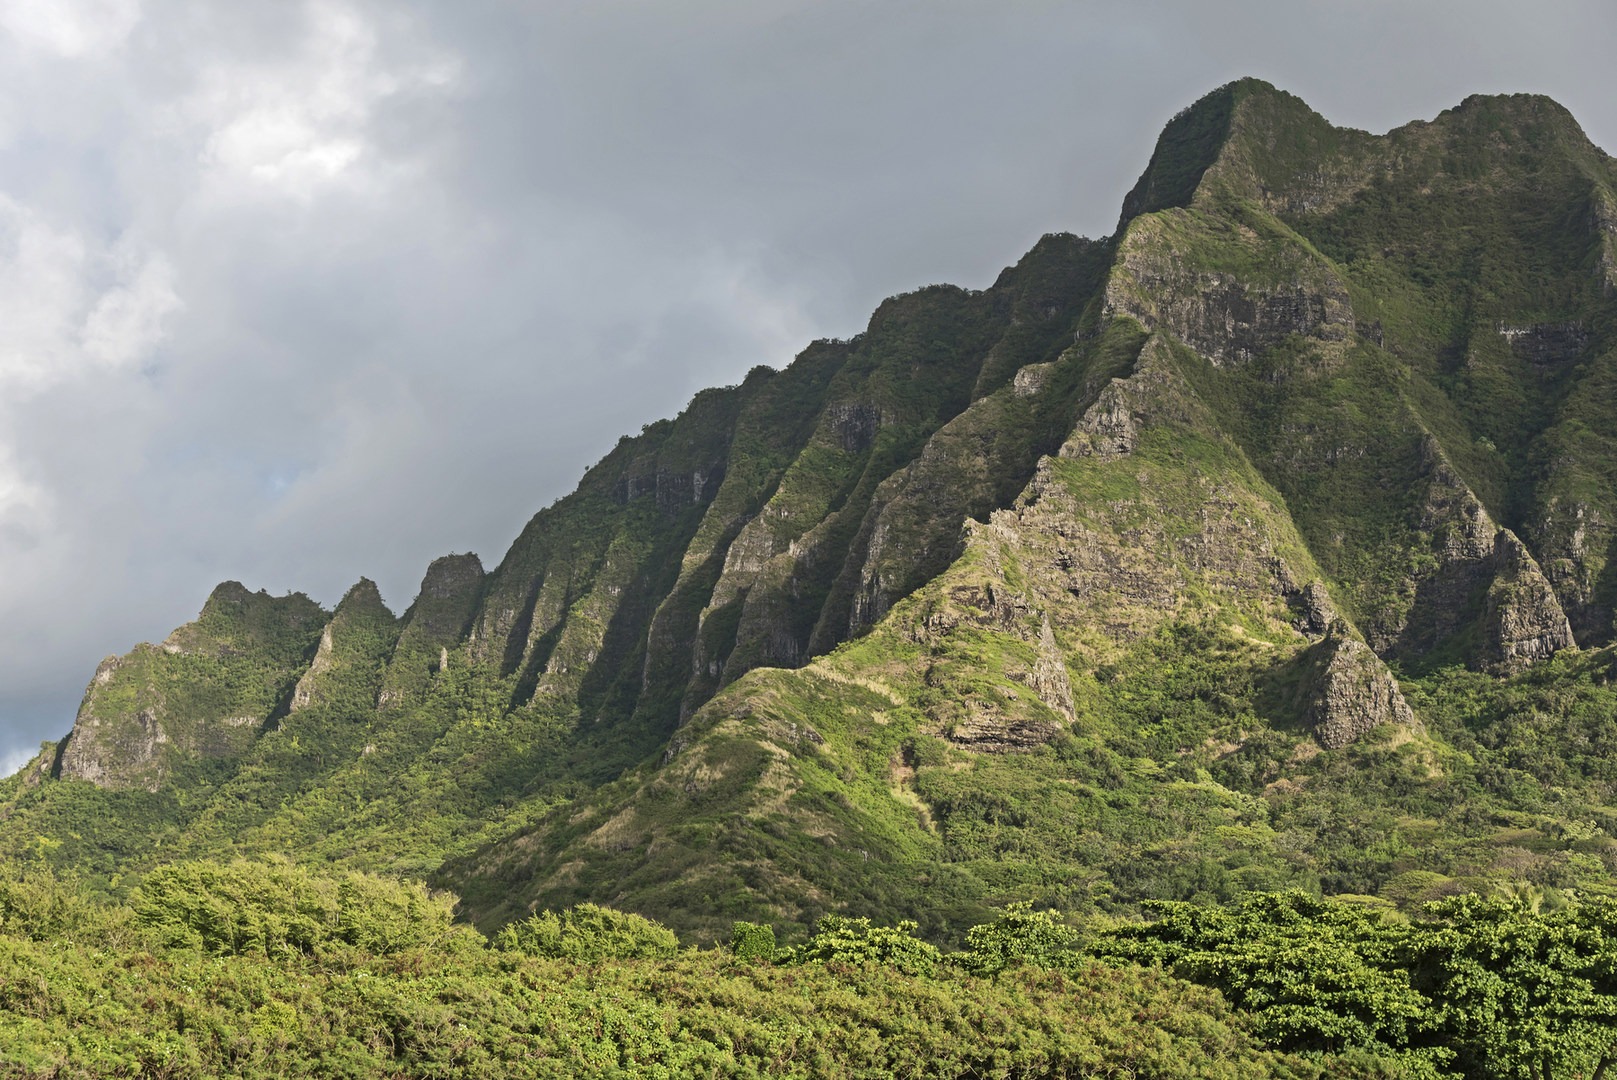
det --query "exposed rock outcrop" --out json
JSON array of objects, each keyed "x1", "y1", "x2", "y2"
[
  {"x1": 1370, "y1": 438, "x2": 1569, "y2": 671},
  {"x1": 1483, "y1": 531, "x2": 1578, "y2": 672},
  {"x1": 408, "y1": 555, "x2": 485, "y2": 639},
  {"x1": 1060, "y1": 374, "x2": 1139, "y2": 460},
  {"x1": 939, "y1": 703, "x2": 1063, "y2": 753},
  {"x1": 1497, "y1": 321, "x2": 1587, "y2": 371},
  {"x1": 1293, "y1": 581, "x2": 1338, "y2": 637},
  {"x1": 378, "y1": 555, "x2": 484, "y2": 709},
  {"x1": 57, "y1": 654, "x2": 170, "y2": 789},
  {"x1": 615, "y1": 462, "x2": 728, "y2": 514},
  {"x1": 895, "y1": 326, "x2": 1330, "y2": 757},
  {"x1": 1102, "y1": 213, "x2": 1354, "y2": 369},
  {"x1": 1596, "y1": 188, "x2": 1617, "y2": 295},
  {"x1": 826, "y1": 402, "x2": 883, "y2": 452},
  {"x1": 1531, "y1": 497, "x2": 1612, "y2": 646},
  {"x1": 1021, "y1": 334, "x2": 1321, "y2": 644},
  {"x1": 1028, "y1": 613, "x2": 1077, "y2": 722},
  {"x1": 58, "y1": 587, "x2": 327, "y2": 791},
  {"x1": 291, "y1": 579, "x2": 398, "y2": 714},
  {"x1": 1059, "y1": 332, "x2": 1195, "y2": 460},
  {"x1": 289, "y1": 625, "x2": 335, "y2": 713},
  {"x1": 1374, "y1": 440, "x2": 1500, "y2": 657},
  {"x1": 1300, "y1": 628, "x2": 1416, "y2": 750}
]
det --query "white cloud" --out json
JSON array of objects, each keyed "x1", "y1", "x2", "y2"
[
  {"x1": 0, "y1": 0, "x2": 140, "y2": 59},
  {"x1": 0, "y1": 197, "x2": 88, "y2": 387},
  {"x1": 0, "y1": 196, "x2": 178, "y2": 585},
  {"x1": 82, "y1": 248, "x2": 182, "y2": 367},
  {"x1": 186, "y1": 0, "x2": 459, "y2": 202},
  {"x1": 0, "y1": 443, "x2": 44, "y2": 525},
  {"x1": 0, "y1": 195, "x2": 180, "y2": 389}
]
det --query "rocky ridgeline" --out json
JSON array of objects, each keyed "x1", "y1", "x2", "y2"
[
  {"x1": 19, "y1": 79, "x2": 1617, "y2": 931},
  {"x1": 56, "y1": 584, "x2": 327, "y2": 791},
  {"x1": 44, "y1": 82, "x2": 1607, "y2": 788}
]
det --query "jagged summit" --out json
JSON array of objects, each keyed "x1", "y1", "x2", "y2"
[
  {"x1": 1116, "y1": 80, "x2": 1236, "y2": 225},
  {"x1": 1116, "y1": 79, "x2": 1335, "y2": 225},
  {"x1": 8, "y1": 81, "x2": 1617, "y2": 941},
  {"x1": 335, "y1": 577, "x2": 392, "y2": 617},
  {"x1": 1443, "y1": 90, "x2": 1595, "y2": 143},
  {"x1": 58, "y1": 586, "x2": 326, "y2": 791},
  {"x1": 1121, "y1": 79, "x2": 1612, "y2": 235}
]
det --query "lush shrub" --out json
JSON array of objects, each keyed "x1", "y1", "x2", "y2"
[
  {"x1": 959, "y1": 902, "x2": 1079, "y2": 976},
  {"x1": 729, "y1": 919, "x2": 777, "y2": 961},
  {"x1": 783, "y1": 914, "x2": 943, "y2": 976},
  {"x1": 494, "y1": 902, "x2": 679, "y2": 961},
  {"x1": 134, "y1": 858, "x2": 462, "y2": 958}
]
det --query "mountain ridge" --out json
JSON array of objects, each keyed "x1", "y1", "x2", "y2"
[{"x1": 8, "y1": 78, "x2": 1617, "y2": 945}]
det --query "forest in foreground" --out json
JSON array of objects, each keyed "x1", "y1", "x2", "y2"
[{"x1": 3, "y1": 859, "x2": 1615, "y2": 1079}]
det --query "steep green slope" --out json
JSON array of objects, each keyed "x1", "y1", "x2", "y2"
[
  {"x1": 8, "y1": 80, "x2": 1617, "y2": 948},
  {"x1": 455, "y1": 321, "x2": 1400, "y2": 938},
  {"x1": 2, "y1": 231, "x2": 1116, "y2": 892},
  {"x1": 450, "y1": 82, "x2": 1617, "y2": 937}
]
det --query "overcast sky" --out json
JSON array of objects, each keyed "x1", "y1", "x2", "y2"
[{"x1": 1, "y1": 0, "x2": 1613, "y2": 773}]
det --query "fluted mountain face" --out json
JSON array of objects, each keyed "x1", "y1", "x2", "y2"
[{"x1": 8, "y1": 80, "x2": 1617, "y2": 940}]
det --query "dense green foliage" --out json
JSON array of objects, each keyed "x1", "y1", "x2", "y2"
[
  {"x1": 0, "y1": 864, "x2": 1320, "y2": 1079},
  {"x1": 6, "y1": 863, "x2": 1617, "y2": 1077},
  {"x1": 494, "y1": 902, "x2": 679, "y2": 961},
  {"x1": 133, "y1": 858, "x2": 467, "y2": 959},
  {"x1": 1095, "y1": 890, "x2": 1617, "y2": 1079}
]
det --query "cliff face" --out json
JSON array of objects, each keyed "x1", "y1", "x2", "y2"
[
  {"x1": 14, "y1": 79, "x2": 1617, "y2": 936},
  {"x1": 1298, "y1": 629, "x2": 1415, "y2": 751},
  {"x1": 56, "y1": 584, "x2": 326, "y2": 792},
  {"x1": 453, "y1": 81, "x2": 1617, "y2": 934}
]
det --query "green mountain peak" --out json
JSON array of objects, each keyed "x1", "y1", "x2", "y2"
[
  {"x1": 334, "y1": 576, "x2": 392, "y2": 620},
  {"x1": 1115, "y1": 82, "x2": 1239, "y2": 225},
  {"x1": 9, "y1": 81, "x2": 1617, "y2": 963}
]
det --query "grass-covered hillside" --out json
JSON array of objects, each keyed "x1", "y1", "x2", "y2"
[{"x1": 5, "y1": 78, "x2": 1617, "y2": 985}]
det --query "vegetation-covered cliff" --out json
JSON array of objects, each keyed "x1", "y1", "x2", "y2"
[{"x1": 7, "y1": 80, "x2": 1617, "y2": 972}]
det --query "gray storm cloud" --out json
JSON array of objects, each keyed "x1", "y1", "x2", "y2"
[{"x1": 1, "y1": 0, "x2": 1614, "y2": 773}]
